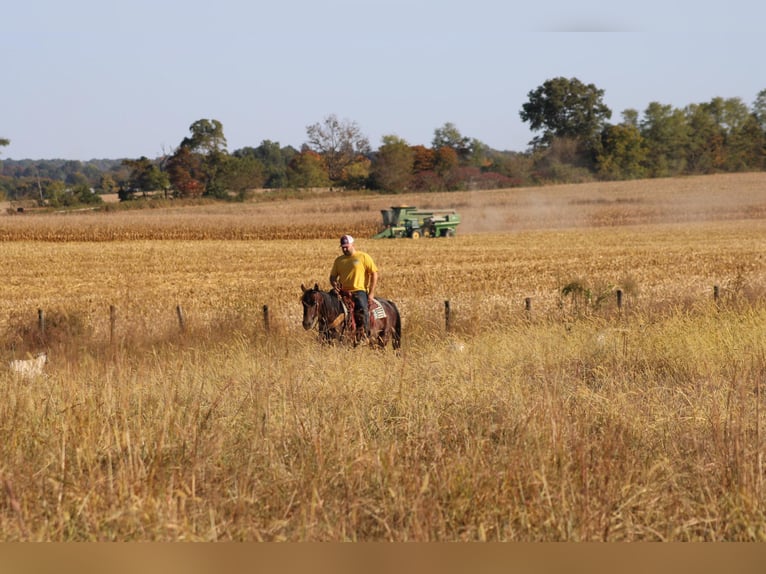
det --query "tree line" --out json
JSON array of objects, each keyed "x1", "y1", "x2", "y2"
[{"x1": 1, "y1": 77, "x2": 765, "y2": 206}]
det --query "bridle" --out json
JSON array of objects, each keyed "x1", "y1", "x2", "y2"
[
  {"x1": 302, "y1": 288, "x2": 346, "y2": 334},
  {"x1": 301, "y1": 289, "x2": 323, "y2": 330}
]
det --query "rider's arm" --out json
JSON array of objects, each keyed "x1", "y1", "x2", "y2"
[
  {"x1": 367, "y1": 271, "x2": 378, "y2": 300},
  {"x1": 329, "y1": 263, "x2": 339, "y2": 289}
]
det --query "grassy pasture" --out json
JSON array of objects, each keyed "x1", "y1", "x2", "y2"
[{"x1": 0, "y1": 173, "x2": 765, "y2": 541}]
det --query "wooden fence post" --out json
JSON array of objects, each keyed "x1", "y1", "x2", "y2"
[
  {"x1": 262, "y1": 305, "x2": 270, "y2": 334},
  {"x1": 713, "y1": 285, "x2": 720, "y2": 304},
  {"x1": 524, "y1": 297, "x2": 532, "y2": 313},
  {"x1": 38, "y1": 308, "x2": 45, "y2": 336},
  {"x1": 444, "y1": 300, "x2": 451, "y2": 332},
  {"x1": 110, "y1": 304, "x2": 116, "y2": 344},
  {"x1": 176, "y1": 304, "x2": 186, "y2": 332},
  {"x1": 616, "y1": 289, "x2": 623, "y2": 311}
]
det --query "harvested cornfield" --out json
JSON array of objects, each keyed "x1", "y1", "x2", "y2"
[{"x1": 1, "y1": 173, "x2": 766, "y2": 541}]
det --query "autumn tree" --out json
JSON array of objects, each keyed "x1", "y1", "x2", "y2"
[
  {"x1": 433, "y1": 146, "x2": 460, "y2": 189},
  {"x1": 411, "y1": 145, "x2": 435, "y2": 173},
  {"x1": 166, "y1": 146, "x2": 204, "y2": 198},
  {"x1": 434, "y1": 146, "x2": 459, "y2": 175},
  {"x1": 167, "y1": 119, "x2": 228, "y2": 197},
  {"x1": 305, "y1": 114, "x2": 370, "y2": 185}
]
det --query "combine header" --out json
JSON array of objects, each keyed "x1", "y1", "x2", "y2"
[{"x1": 372, "y1": 205, "x2": 461, "y2": 239}]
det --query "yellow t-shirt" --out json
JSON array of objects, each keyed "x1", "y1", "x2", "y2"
[{"x1": 331, "y1": 251, "x2": 378, "y2": 292}]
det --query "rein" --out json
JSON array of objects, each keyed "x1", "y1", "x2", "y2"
[{"x1": 304, "y1": 288, "x2": 345, "y2": 331}]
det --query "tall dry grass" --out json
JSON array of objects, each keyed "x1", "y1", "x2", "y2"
[
  {"x1": 0, "y1": 173, "x2": 765, "y2": 540},
  {"x1": 2, "y1": 308, "x2": 765, "y2": 540}
]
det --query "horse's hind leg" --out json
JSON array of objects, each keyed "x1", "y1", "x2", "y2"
[{"x1": 392, "y1": 332, "x2": 401, "y2": 350}]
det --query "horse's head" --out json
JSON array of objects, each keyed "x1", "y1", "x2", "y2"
[{"x1": 300, "y1": 283, "x2": 322, "y2": 330}]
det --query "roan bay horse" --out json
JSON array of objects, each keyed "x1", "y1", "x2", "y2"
[{"x1": 300, "y1": 283, "x2": 401, "y2": 350}]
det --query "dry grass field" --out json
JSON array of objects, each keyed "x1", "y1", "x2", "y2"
[{"x1": 0, "y1": 172, "x2": 765, "y2": 541}]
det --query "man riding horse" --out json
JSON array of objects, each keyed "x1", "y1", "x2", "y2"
[{"x1": 329, "y1": 234, "x2": 378, "y2": 341}]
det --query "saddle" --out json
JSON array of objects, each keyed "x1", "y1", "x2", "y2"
[
  {"x1": 335, "y1": 289, "x2": 386, "y2": 333},
  {"x1": 370, "y1": 299, "x2": 386, "y2": 320}
]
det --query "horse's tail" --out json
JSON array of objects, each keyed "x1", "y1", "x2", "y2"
[{"x1": 391, "y1": 300, "x2": 402, "y2": 350}]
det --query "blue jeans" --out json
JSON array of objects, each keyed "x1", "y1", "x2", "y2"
[{"x1": 351, "y1": 291, "x2": 370, "y2": 336}]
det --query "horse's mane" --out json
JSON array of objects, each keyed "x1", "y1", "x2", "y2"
[
  {"x1": 320, "y1": 288, "x2": 344, "y2": 315},
  {"x1": 303, "y1": 285, "x2": 344, "y2": 315}
]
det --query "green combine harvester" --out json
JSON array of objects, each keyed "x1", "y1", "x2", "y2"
[{"x1": 372, "y1": 205, "x2": 461, "y2": 239}]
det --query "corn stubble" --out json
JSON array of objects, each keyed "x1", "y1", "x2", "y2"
[{"x1": 0, "y1": 173, "x2": 765, "y2": 541}]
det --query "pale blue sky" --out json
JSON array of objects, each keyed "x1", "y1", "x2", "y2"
[{"x1": 2, "y1": 0, "x2": 764, "y2": 160}]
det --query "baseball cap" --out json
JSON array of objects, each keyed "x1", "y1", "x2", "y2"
[{"x1": 340, "y1": 235, "x2": 354, "y2": 246}]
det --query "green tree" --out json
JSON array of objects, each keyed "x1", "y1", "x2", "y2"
[
  {"x1": 181, "y1": 119, "x2": 227, "y2": 155},
  {"x1": 370, "y1": 135, "x2": 414, "y2": 192},
  {"x1": 306, "y1": 114, "x2": 370, "y2": 184},
  {"x1": 621, "y1": 109, "x2": 640, "y2": 128},
  {"x1": 98, "y1": 173, "x2": 118, "y2": 195},
  {"x1": 342, "y1": 157, "x2": 371, "y2": 189},
  {"x1": 202, "y1": 148, "x2": 230, "y2": 199},
  {"x1": 44, "y1": 180, "x2": 68, "y2": 207},
  {"x1": 286, "y1": 150, "x2": 331, "y2": 189},
  {"x1": 684, "y1": 102, "x2": 726, "y2": 173},
  {"x1": 485, "y1": 150, "x2": 533, "y2": 185},
  {"x1": 234, "y1": 141, "x2": 296, "y2": 188},
  {"x1": 531, "y1": 137, "x2": 595, "y2": 183},
  {"x1": 753, "y1": 89, "x2": 766, "y2": 131},
  {"x1": 466, "y1": 138, "x2": 492, "y2": 168},
  {"x1": 520, "y1": 77, "x2": 612, "y2": 150},
  {"x1": 727, "y1": 114, "x2": 765, "y2": 171},
  {"x1": 640, "y1": 102, "x2": 688, "y2": 177},
  {"x1": 217, "y1": 154, "x2": 266, "y2": 200},
  {"x1": 72, "y1": 183, "x2": 103, "y2": 205},
  {"x1": 595, "y1": 123, "x2": 647, "y2": 180},
  {"x1": 61, "y1": 160, "x2": 87, "y2": 186},
  {"x1": 0, "y1": 138, "x2": 9, "y2": 187},
  {"x1": 432, "y1": 123, "x2": 471, "y2": 159},
  {"x1": 716, "y1": 97, "x2": 760, "y2": 171},
  {"x1": 122, "y1": 156, "x2": 170, "y2": 196}
]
